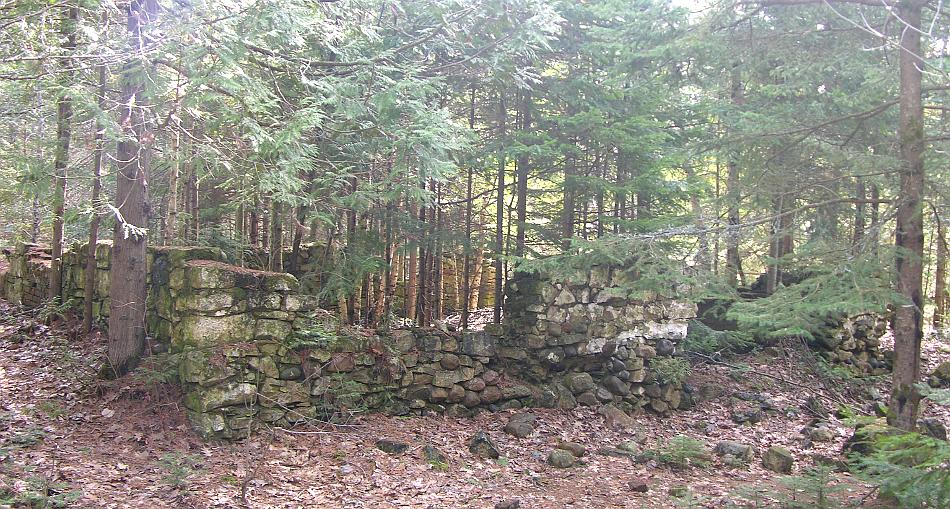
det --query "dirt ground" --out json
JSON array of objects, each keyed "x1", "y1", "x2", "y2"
[{"x1": 0, "y1": 301, "x2": 946, "y2": 508}]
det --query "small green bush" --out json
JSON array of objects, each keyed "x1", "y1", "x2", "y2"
[
  {"x1": 853, "y1": 430, "x2": 950, "y2": 508},
  {"x1": 650, "y1": 357, "x2": 691, "y2": 385},
  {"x1": 641, "y1": 435, "x2": 710, "y2": 469},
  {"x1": 683, "y1": 320, "x2": 754, "y2": 355},
  {"x1": 775, "y1": 465, "x2": 846, "y2": 509},
  {"x1": 157, "y1": 453, "x2": 203, "y2": 490}
]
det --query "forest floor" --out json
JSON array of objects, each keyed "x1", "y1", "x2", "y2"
[{"x1": 0, "y1": 301, "x2": 947, "y2": 509}]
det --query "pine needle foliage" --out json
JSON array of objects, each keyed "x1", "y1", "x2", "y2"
[{"x1": 726, "y1": 247, "x2": 898, "y2": 340}]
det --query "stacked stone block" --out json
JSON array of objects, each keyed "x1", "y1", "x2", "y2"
[
  {"x1": 1, "y1": 243, "x2": 53, "y2": 307},
  {"x1": 500, "y1": 267, "x2": 696, "y2": 415},
  {"x1": 812, "y1": 313, "x2": 891, "y2": 376}
]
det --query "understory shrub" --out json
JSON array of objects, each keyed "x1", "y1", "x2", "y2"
[
  {"x1": 683, "y1": 319, "x2": 754, "y2": 355},
  {"x1": 650, "y1": 357, "x2": 692, "y2": 385},
  {"x1": 848, "y1": 387, "x2": 950, "y2": 508},
  {"x1": 640, "y1": 435, "x2": 711, "y2": 469},
  {"x1": 853, "y1": 430, "x2": 950, "y2": 508}
]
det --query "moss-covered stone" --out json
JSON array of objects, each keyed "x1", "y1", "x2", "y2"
[
  {"x1": 184, "y1": 383, "x2": 256, "y2": 412},
  {"x1": 174, "y1": 314, "x2": 255, "y2": 349}
]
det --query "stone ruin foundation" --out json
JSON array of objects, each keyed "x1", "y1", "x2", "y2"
[{"x1": 0, "y1": 242, "x2": 892, "y2": 440}]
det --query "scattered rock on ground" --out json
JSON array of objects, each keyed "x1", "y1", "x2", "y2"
[
  {"x1": 929, "y1": 361, "x2": 950, "y2": 387},
  {"x1": 557, "y1": 441, "x2": 587, "y2": 457},
  {"x1": 731, "y1": 406, "x2": 763, "y2": 425},
  {"x1": 812, "y1": 454, "x2": 849, "y2": 472},
  {"x1": 503, "y1": 412, "x2": 536, "y2": 438},
  {"x1": 469, "y1": 432, "x2": 500, "y2": 459},
  {"x1": 919, "y1": 417, "x2": 948, "y2": 441},
  {"x1": 375, "y1": 439, "x2": 410, "y2": 455},
  {"x1": 762, "y1": 446, "x2": 795, "y2": 473},
  {"x1": 668, "y1": 486, "x2": 689, "y2": 497},
  {"x1": 547, "y1": 449, "x2": 576, "y2": 468},
  {"x1": 599, "y1": 404, "x2": 635, "y2": 429},
  {"x1": 808, "y1": 426, "x2": 835, "y2": 442},
  {"x1": 628, "y1": 478, "x2": 649, "y2": 493},
  {"x1": 423, "y1": 444, "x2": 447, "y2": 464},
  {"x1": 495, "y1": 499, "x2": 520, "y2": 509},
  {"x1": 714, "y1": 440, "x2": 754, "y2": 461}
]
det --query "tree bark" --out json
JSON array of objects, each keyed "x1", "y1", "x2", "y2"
[
  {"x1": 83, "y1": 25, "x2": 107, "y2": 335},
  {"x1": 934, "y1": 213, "x2": 947, "y2": 328},
  {"x1": 107, "y1": 0, "x2": 158, "y2": 377},
  {"x1": 562, "y1": 149, "x2": 575, "y2": 250},
  {"x1": 346, "y1": 180, "x2": 357, "y2": 324},
  {"x1": 515, "y1": 91, "x2": 530, "y2": 257},
  {"x1": 725, "y1": 68, "x2": 743, "y2": 288},
  {"x1": 49, "y1": 5, "x2": 78, "y2": 302},
  {"x1": 888, "y1": 0, "x2": 925, "y2": 431},
  {"x1": 934, "y1": 217, "x2": 947, "y2": 328},
  {"x1": 462, "y1": 87, "x2": 476, "y2": 329},
  {"x1": 289, "y1": 205, "x2": 306, "y2": 273},
  {"x1": 269, "y1": 200, "x2": 283, "y2": 272},
  {"x1": 249, "y1": 195, "x2": 260, "y2": 248},
  {"x1": 684, "y1": 164, "x2": 710, "y2": 272},
  {"x1": 494, "y1": 94, "x2": 506, "y2": 324},
  {"x1": 470, "y1": 216, "x2": 485, "y2": 311},
  {"x1": 416, "y1": 181, "x2": 430, "y2": 324},
  {"x1": 162, "y1": 72, "x2": 182, "y2": 246},
  {"x1": 433, "y1": 184, "x2": 444, "y2": 321},
  {"x1": 406, "y1": 201, "x2": 419, "y2": 322},
  {"x1": 852, "y1": 178, "x2": 866, "y2": 250}
]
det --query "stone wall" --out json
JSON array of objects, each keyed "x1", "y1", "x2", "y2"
[
  {"x1": 811, "y1": 313, "x2": 891, "y2": 376},
  {"x1": 2, "y1": 242, "x2": 701, "y2": 440},
  {"x1": 2, "y1": 241, "x2": 226, "y2": 332},
  {"x1": 1, "y1": 243, "x2": 53, "y2": 308},
  {"x1": 179, "y1": 323, "x2": 529, "y2": 439},
  {"x1": 499, "y1": 268, "x2": 697, "y2": 415}
]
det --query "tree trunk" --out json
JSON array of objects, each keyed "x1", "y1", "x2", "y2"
[
  {"x1": 416, "y1": 182, "x2": 430, "y2": 325},
  {"x1": 289, "y1": 205, "x2": 306, "y2": 273},
  {"x1": 725, "y1": 68, "x2": 743, "y2": 288},
  {"x1": 49, "y1": 5, "x2": 78, "y2": 302},
  {"x1": 185, "y1": 158, "x2": 199, "y2": 243},
  {"x1": 406, "y1": 201, "x2": 419, "y2": 322},
  {"x1": 269, "y1": 201, "x2": 283, "y2": 272},
  {"x1": 853, "y1": 178, "x2": 866, "y2": 250},
  {"x1": 494, "y1": 94, "x2": 506, "y2": 324},
  {"x1": 249, "y1": 195, "x2": 260, "y2": 248},
  {"x1": 433, "y1": 184, "x2": 444, "y2": 321},
  {"x1": 870, "y1": 183, "x2": 881, "y2": 254},
  {"x1": 515, "y1": 91, "x2": 530, "y2": 257},
  {"x1": 934, "y1": 213, "x2": 947, "y2": 328},
  {"x1": 163, "y1": 72, "x2": 182, "y2": 246},
  {"x1": 107, "y1": 0, "x2": 158, "y2": 377},
  {"x1": 83, "y1": 31, "x2": 107, "y2": 335},
  {"x1": 766, "y1": 196, "x2": 784, "y2": 295},
  {"x1": 615, "y1": 150, "x2": 626, "y2": 235},
  {"x1": 684, "y1": 164, "x2": 710, "y2": 272},
  {"x1": 462, "y1": 165, "x2": 473, "y2": 329},
  {"x1": 888, "y1": 0, "x2": 925, "y2": 431},
  {"x1": 469, "y1": 219, "x2": 485, "y2": 311},
  {"x1": 562, "y1": 150, "x2": 575, "y2": 250},
  {"x1": 346, "y1": 181, "x2": 357, "y2": 324}
]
